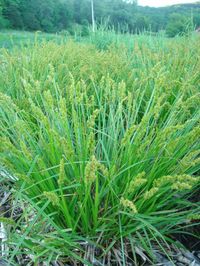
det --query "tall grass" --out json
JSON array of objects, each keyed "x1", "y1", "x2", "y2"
[{"x1": 0, "y1": 34, "x2": 200, "y2": 265}]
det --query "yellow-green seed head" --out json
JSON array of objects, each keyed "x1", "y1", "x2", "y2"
[
  {"x1": 144, "y1": 187, "x2": 159, "y2": 200},
  {"x1": 128, "y1": 172, "x2": 146, "y2": 193},
  {"x1": 58, "y1": 158, "x2": 65, "y2": 186},
  {"x1": 120, "y1": 197, "x2": 138, "y2": 214},
  {"x1": 85, "y1": 155, "x2": 99, "y2": 184},
  {"x1": 43, "y1": 191, "x2": 59, "y2": 206}
]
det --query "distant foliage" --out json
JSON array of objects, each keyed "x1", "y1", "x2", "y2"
[
  {"x1": 166, "y1": 13, "x2": 188, "y2": 37},
  {"x1": 1, "y1": 0, "x2": 74, "y2": 32},
  {"x1": 0, "y1": 0, "x2": 200, "y2": 34},
  {"x1": 0, "y1": 3, "x2": 8, "y2": 28}
]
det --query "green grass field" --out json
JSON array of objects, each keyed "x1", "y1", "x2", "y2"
[
  {"x1": 0, "y1": 30, "x2": 200, "y2": 265},
  {"x1": 0, "y1": 29, "x2": 171, "y2": 50},
  {"x1": 0, "y1": 30, "x2": 66, "y2": 49}
]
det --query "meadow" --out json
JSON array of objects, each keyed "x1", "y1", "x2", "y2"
[{"x1": 0, "y1": 31, "x2": 200, "y2": 265}]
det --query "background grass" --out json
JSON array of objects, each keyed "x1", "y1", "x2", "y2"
[
  {"x1": 0, "y1": 28, "x2": 193, "y2": 50},
  {"x1": 0, "y1": 30, "x2": 66, "y2": 49}
]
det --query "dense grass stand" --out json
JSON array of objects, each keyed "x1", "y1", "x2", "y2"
[{"x1": 0, "y1": 32, "x2": 200, "y2": 265}]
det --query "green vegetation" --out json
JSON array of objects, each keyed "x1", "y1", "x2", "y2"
[
  {"x1": 0, "y1": 30, "x2": 66, "y2": 49},
  {"x1": 0, "y1": 32, "x2": 200, "y2": 264},
  {"x1": 0, "y1": 28, "x2": 166, "y2": 50},
  {"x1": 0, "y1": 0, "x2": 200, "y2": 37}
]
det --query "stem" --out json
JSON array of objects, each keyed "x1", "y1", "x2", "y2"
[{"x1": 91, "y1": 0, "x2": 95, "y2": 32}]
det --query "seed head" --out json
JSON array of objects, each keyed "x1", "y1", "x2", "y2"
[
  {"x1": 44, "y1": 90, "x2": 54, "y2": 109},
  {"x1": 144, "y1": 187, "x2": 159, "y2": 200},
  {"x1": 58, "y1": 158, "x2": 65, "y2": 186},
  {"x1": 87, "y1": 109, "x2": 100, "y2": 129},
  {"x1": 128, "y1": 172, "x2": 146, "y2": 193},
  {"x1": 85, "y1": 155, "x2": 99, "y2": 184},
  {"x1": 120, "y1": 197, "x2": 138, "y2": 214},
  {"x1": 44, "y1": 191, "x2": 59, "y2": 206}
]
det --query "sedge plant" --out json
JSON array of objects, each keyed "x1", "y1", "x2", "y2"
[{"x1": 0, "y1": 35, "x2": 200, "y2": 265}]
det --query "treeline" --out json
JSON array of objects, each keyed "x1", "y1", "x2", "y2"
[
  {"x1": 0, "y1": 0, "x2": 74, "y2": 32},
  {"x1": 0, "y1": 0, "x2": 200, "y2": 37}
]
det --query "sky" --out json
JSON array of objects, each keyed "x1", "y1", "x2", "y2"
[{"x1": 138, "y1": 0, "x2": 197, "y2": 7}]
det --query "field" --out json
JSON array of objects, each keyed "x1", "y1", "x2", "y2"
[
  {"x1": 0, "y1": 31, "x2": 200, "y2": 265},
  {"x1": 0, "y1": 30, "x2": 65, "y2": 49}
]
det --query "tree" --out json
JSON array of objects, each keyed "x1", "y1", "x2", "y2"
[
  {"x1": 134, "y1": 15, "x2": 150, "y2": 32},
  {"x1": 54, "y1": 0, "x2": 74, "y2": 30},
  {"x1": 3, "y1": 0, "x2": 23, "y2": 28},
  {"x1": 0, "y1": 0, "x2": 200, "y2": 36},
  {"x1": 166, "y1": 13, "x2": 188, "y2": 37},
  {"x1": 0, "y1": 2, "x2": 8, "y2": 28},
  {"x1": 19, "y1": 0, "x2": 40, "y2": 31}
]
